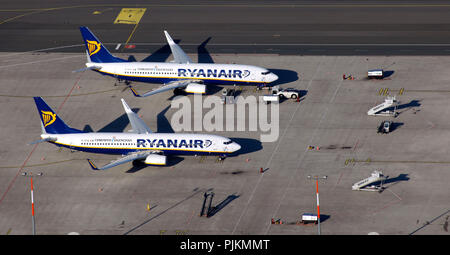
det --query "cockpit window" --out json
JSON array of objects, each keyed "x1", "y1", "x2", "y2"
[
  {"x1": 261, "y1": 71, "x2": 270, "y2": 75},
  {"x1": 223, "y1": 141, "x2": 233, "y2": 145}
]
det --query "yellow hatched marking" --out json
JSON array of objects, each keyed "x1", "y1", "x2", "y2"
[{"x1": 114, "y1": 8, "x2": 146, "y2": 24}]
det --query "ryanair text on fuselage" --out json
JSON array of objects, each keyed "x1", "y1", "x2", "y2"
[{"x1": 177, "y1": 68, "x2": 250, "y2": 79}]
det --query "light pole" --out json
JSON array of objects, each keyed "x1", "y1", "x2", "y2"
[
  {"x1": 22, "y1": 171, "x2": 43, "y2": 235},
  {"x1": 307, "y1": 175, "x2": 327, "y2": 235}
]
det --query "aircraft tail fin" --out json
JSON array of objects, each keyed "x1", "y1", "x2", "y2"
[
  {"x1": 33, "y1": 97, "x2": 84, "y2": 134},
  {"x1": 79, "y1": 26, "x2": 127, "y2": 63}
]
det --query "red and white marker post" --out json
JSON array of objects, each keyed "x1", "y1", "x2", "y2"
[
  {"x1": 315, "y1": 179, "x2": 321, "y2": 235},
  {"x1": 307, "y1": 175, "x2": 327, "y2": 235},
  {"x1": 30, "y1": 177, "x2": 35, "y2": 235}
]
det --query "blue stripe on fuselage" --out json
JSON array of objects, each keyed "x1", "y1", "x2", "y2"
[
  {"x1": 95, "y1": 70, "x2": 263, "y2": 86},
  {"x1": 51, "y1": 142, "x2": 227, "y2": 156}
]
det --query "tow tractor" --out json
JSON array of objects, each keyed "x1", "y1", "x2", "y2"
[{"x1": 377, "y1": 120, "x2": 393, "y2": 134}]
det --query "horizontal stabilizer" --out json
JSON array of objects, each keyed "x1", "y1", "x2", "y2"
[
  {"x1": 72, "y1": 65, "x2": 101, "y2": 73},
  {"x1": 29, "y1": 137, "x2": 55, "y2": 145}
]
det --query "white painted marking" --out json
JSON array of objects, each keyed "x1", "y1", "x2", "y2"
[
  {"x1": 264, "y1": 56, "x2": 353, "y2": 234},
  {"x1": 231, "y1": 56, "x2": 324, "y2": 235},
  {"x1": 115, "y1": 43, "x2": 121, "y2": 50},
  {"x1": 0, "y1": 55, "x2": 84, "y2": 69}
]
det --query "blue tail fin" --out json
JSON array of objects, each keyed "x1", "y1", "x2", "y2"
[
  {"x1": 79, "y1": 26, "x2": 127, "y2": 63},
  {"x1": 33, "y1": 97, "x2": 84, "y2": 134}
]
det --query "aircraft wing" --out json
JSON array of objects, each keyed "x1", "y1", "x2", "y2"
[
  {"x1": 121, "y1": 98, "x2": 153, "y2": 134},
  {"x1": 164, "y1": 31, "x2": 193, "y2": 64},
  {"x1": 87, "y1": 151, "x2": 154, "y2": 170},
  {"x1": 128, "y1": 80, "x2": 194, "y2": 97}
]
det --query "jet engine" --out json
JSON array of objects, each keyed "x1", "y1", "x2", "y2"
[
  {"x1": 184, "y1": 83, "x2": 206, "y2": 94},
  {"x1": 144, "y1": 154, "x2": 167, "y2": 165}
]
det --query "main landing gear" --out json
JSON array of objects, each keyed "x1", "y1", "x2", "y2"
[{"x1": 114, "y1": 78, "x2": 131, "y2": 86}]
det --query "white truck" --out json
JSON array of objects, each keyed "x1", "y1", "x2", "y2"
[
  {"x1": 301, "y1": 213, "x2": 318, "y2": 224},
  {"x1": 368, "y1": 69, "x2": 384, "y2": 79},
  {"x1": 271, "y1": 85, "x2": 299, "y2": 99}
]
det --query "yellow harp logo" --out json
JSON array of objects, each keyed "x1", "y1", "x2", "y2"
[
  {"x1": 41, "y1": 110, "x2": 56, "y2": 127},
  {"x1": 86, "y1": 40, "x2": 101, "y2": 56}
]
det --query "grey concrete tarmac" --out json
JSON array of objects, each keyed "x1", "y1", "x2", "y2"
[{"x1": 0, "y1": 52, "x2": 449, "y2": 235}]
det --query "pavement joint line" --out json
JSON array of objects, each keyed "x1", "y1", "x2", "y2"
[
  {"x1": 0, "y1": 143, "x2": 39, "y2": 206},
  {"x1": 265, "y1": 56, "x2": 354, "y2": 234},
  {"x1": 0, "y1": 87, "x2": 124, "y2": 98},
  {"x1": 371, "y1": 198, "x2": 403, "y2": 216},
  {"x1": 409, "y1": 209, "x2": 450, "y2": 235},
  {"x1": 0, "y1": 55, "x2": 84, "y2": 69},
  {"x1": 0, "y1": 73, "x2": 83, "y2": 209},
  {"x1": 2, "y1": 4, "x2": 450, "y2": 12},
  {"x1": 0, "y1": 158, "x2": 86, "y2": 169},
  {"x1": 0, "y1": 10, "x2": 44, "y2": 25},
  {"x1": 386, "y1": 188, "x2": 402, "y2": 201},
  {"x1": 352, "y1": 159, "x2": 450, "y2": 164},
  {"x1": 230, "y1": 56, "x2": 323, "y2": 235},
  {"x1": 123, "y1": 189, "x2": 203, "y2": 235},
  {"x1": 0, "y1": 45, "x2": 85, "y2": 58},
  {"x1": 1, "y1": 43, "x2": 449, "y2": 60}
]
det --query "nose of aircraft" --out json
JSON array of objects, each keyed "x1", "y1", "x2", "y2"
[
  {"x1": 268, "y1": 72, "x2": 279, "y2": 83},
  {"x1": 231, "y1": 142, "x2": 241, "y2": 152}
]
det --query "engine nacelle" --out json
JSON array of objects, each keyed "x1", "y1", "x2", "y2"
[
  {"x1": 144, "y1": 154, "x2": 167, "y2": 165},
  {"x1": 184, "y1": 83, "x2": 206, "y2": 94}
]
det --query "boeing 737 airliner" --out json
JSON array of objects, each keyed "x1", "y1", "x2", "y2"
[
  {"x1": 32, "y1": 97, "x2": 241, "y2": 170},
  {"x1": 78, "y1": 26, "x2": 278, "y2": 97}
]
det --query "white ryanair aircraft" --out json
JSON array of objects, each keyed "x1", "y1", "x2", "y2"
[
  {"x1": 32, "y1": 97, "x2": 241, "y2": 170},
  {"x1": 78, "y1": 26, "x2": 279, "y2": 97}
]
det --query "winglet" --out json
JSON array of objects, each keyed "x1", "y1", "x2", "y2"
[
  {"x1": 163, "y1": 30, "x2": 193, "y2": 64},
  {"x1": 87, "y1": 159, "x2": 100, "y2": 170},
  {"x1": 128, "y1": 85, "x2": 142, "y2": 97},
  {"x1": 164, "y1": 30, "x2": 175, "y2": 44},
  {"x1": 121, "y1": 98, "x2": 133, "y2": 113}
]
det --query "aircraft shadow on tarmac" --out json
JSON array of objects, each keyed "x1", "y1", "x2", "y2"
[
  {"x1": 386, "y1": 99, "x2": 421, "y2": 115},
  {"x1": 367, "y1": 174, "x2": 410, "y2": 188},
  {"x1": 384, "y1": 173, "x2": 410, "y2": 185},
  {"x1": 390, "y1": 122, "x2": 404, "y2": 132},
  {"x1": 383, "y1": 70, "x2": 395, "y2": 78},
  {"x1": 128, "y1": 39, "x2": 181, "y2": 63},
  {"x1": 157, "y1": 105, "x2": 175, "y2": 133},
  {"x1": 268, "y1": 68, "x2": 299, "y2": 87},
  {"x1": 128, "y1": 36, "x2": 214, "y2": 64},
  {"x1": 228, "y1": 137, "x2": 263, "y2": 156},
  {"x1": 319, "y1": 214, "x2": 331, "y2": 223},
  {"x1": 83, "y1": 108, "x2": 140, "y2": 133},
  {"x1": 198, "y1": 37, "x2": 214, "y2": 64}
]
